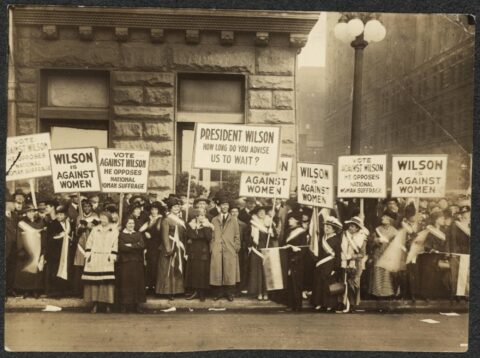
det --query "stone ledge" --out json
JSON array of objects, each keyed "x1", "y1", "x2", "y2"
[
  {"x1": 113, "y1": 72, "x2": 174, "y2": 87},
  {"x1": 114, "y1": 106, "x2": 173, "y2": 121}
]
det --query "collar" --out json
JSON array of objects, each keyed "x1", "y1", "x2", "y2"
[{"x1": 122, "y1": 228, "x2": 135, "y2": 234}]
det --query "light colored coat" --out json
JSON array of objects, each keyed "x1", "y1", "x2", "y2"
[
  {"x1": 82, "y1": 224, "x2": 119, "y2": 281},
  {"x1": 210, "y1": 214, "x2": 241, "y2": 286}
]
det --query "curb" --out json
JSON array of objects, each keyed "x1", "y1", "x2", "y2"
[{"x1": 5, "y1": 297, "x2": 469, "y2": 314}]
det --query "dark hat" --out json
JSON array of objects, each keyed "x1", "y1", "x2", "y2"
[
  {"x1": 148, "y1": 201, "x2": 165, "y2": 212},
  {"x1": 130, "y1": 202, "x2": 143, "y2": 210},
  {"x1": 429, "y1": 211, "x2": 445, "y2": 224},
  {"x1": 381, "y1": 210, "x2": 398, "y2": 222},
  {"x1": 55, "y1": 205, "x2": 68, "y2": 214},
  {"x1": 22, "y1": 203, "x2": 39, "y2": 213},
  {"x1": 344, "y1": 216, "x2": 366, "y2": 230},
  {"x1": 404, "y1": 202, "x2": 416, "y2": 219},
  {"x1": 285, "y1": 198, "x2": 297, "y2": 208},
  {"x1": 148, "y1": 192, "x2": 158, "y2": 197},
  {"x1": 105, "y1": 203, "x2": 118, "y2": 214},
  {"x1": 251, "y1": 206, "x2": 267, "y2": 216},
  {"x1": 130, "y1": 195, "x2": 143, "y2": 203},
  {"x1": 45, "y1": 199, "x2": 59, "y2": 208},
  {"x1": 166, "y1": 196, "x2": 182, "y2": 209},
  {"x1": 14, "y1": 189, "x2": 26, "y2": 197},
  {"x1": 459, "y1": 205, "x2": 471, "y2": 214},
  {"x1": 384, "y1": 197, "x2": 398, "y2": 204},
  {"x1": 217, "y1": 196, "x2": 230, "y2": 205},
  {"x1": 81, "y1": 199, "x2": 92, "y2": 207},
  {"x1": 245, "y1": 197, "x2": 256, "y2": 204},
  {"x1": 325, "y1": 216, "x2": 343, "y2": 231},
  {"x1": 229, "y1": 201, "x2": 241, "y2": 211},
  {"x1": 194, "y1": 197, "x2": 210, "y2": 205},
  {"x1": 289, "y1": 211, "x2": 303, "y2": 222}
]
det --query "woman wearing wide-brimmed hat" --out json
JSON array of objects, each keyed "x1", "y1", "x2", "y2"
[
  {"x1": 311, "y1": 216, "x2": 343, "y2": 312},
  {"x1": 155, "y1": 196, "x2": 187, "y2": 299},
  {"x1": 341, "y1": 216, "x2": 369, "y2": 313},
  {"x1": 143, "y1": 201, "x2": 164, "y2": 294}
]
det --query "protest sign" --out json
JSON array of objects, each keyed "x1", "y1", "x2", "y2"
[
  {"x1": 337, "y1": 155, "x2": 387, "y2": 198},
  {"x1": 239, "y1": 157, "x2": 292, "y2": 199},
  {"x1": 49, "y1": 147, "x2": 101, "y2": 193},
  {"x1": 297, "y1": 162, "x2": 334, "y2": 208},
  {"x1": 391, "y1": 155, "x2": 448, "y2": 198},
  {"x1": 98, "y1": 149, "x2": 150, "y2": 193},
  {"x1": 6, "y1": 133, "x2": 52, "y2": 181},
  {"x1": 193, "y1": 123, "x2": 281, "y2": 173}
]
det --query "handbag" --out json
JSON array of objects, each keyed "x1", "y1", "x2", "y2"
[
  {"x1": 438, "y1": 258, "x2": 450, "y2": 270},
  {"x1": 329, "y1": 282, "x2": 346, "y2": 295}
]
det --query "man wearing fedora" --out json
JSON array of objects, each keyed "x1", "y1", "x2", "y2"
[{"x1": 210, "y1": 197, "x2": 241, "y2": 301}]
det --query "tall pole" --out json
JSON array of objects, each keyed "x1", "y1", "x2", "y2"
[{"x1": 350, "y1": 34, "x2": 368, "y2": 155}]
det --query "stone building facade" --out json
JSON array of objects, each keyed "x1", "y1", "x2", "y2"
[
  {"x1": 8, "y1": 6, "x2": 318, "y2": 196},
  {"x1": 317, "y1": 13, "x2": 474, "y2": 191}
]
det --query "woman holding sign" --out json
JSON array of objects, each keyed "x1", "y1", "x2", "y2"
[
  {"x1": 82, "y1": 212, "x2": 119, "y2": 313},
  {"x1": 248, "y1": 206, "x2": 278, "y2": 301}
]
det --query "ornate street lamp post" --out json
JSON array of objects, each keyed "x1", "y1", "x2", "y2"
[{"x1": 334, "y1": 13, "x2": 386, "y2": 155}]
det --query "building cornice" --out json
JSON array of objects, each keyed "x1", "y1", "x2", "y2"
[{"x1": 12, "y1": 6, "x2": 319, "y2": 35}]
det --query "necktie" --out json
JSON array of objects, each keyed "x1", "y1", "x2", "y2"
[{"x1": 223, "y1": 215, "x2": 227, "y2": 226}]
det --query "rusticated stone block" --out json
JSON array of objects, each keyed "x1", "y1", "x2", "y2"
[
  {"x1": 249, "y1": 90, "x2": 272, "y2": 109},
  {"x1": 16, "y1": 68, "x2": 37, "y2": 83},
  {"x1": 112, "y1": 140, "x2": 173, "y2": 156},
  {"x1": 112, "y1": 121, "x2": 142, "y2": 138},
  {"x1": 144, "y1": 87, "x2": 174, "y2": 106},
  {"x1": 257, "y1": 47, "x2": 296, "y2": 75},
  {"x1": 149, "y1": 155, "x2": 173, "y2": 173},
  {"x1": 248, "y1": 75, "x2": 294, "y2": 90},
  {"x1": 113, "y1": 71, "x2": 174, "y2": 86},
  {"x1": 148, "y1": 175, "x2": 174, "y2": 189},
  {"x1": 17, "y1": 83, "x2": 36, "y2": 102},
  {"x1": 114, "y1": 106, "x2": 173, "y2": 121},
  {"x1": 16, "y1": 102, "x2": 36, "y2": 117},
  {"x1": 172, "y1": 45, "x2": 255, "y2": 73},
  {"x1": 273, "y1": 91, "x2": 294, "y2": 109},
  {"x1": 120, "y1": 43, "x2": 169, "y2": 70},
  {"x1": 143, "y1": 122, "x2": 174, "y2": 140},
  {"x1": 113, "y1": 86, "x2": 143, "y2": 105},
  {"x1": 248, "y1": 109, "x2": 294, "y2": 124},
  {"x1": 24, "y1": 39, "x2": 120, "y2": 67},
  {"x1": 16, "y1": 117, "x2": 36, "y2": 135},
  {"x1": 42, "y1": 25, "x2": 58, "y2": 40}
]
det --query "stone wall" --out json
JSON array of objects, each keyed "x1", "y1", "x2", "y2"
[{"x1": 13, "y1": 25, "x2": 299, "y2": 196}]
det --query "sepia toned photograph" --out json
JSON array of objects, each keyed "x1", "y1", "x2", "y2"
[{"x1": 2, "y1": 3, "x2": 475, "y2": 353}]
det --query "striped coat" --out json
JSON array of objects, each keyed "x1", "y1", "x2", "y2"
[{"x1": 81, "y1": 224, "x2": 119, "y2": 282}]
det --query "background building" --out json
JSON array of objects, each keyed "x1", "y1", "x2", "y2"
[
  {"x1": 303, "y1": 13, "x2": 474, "y2": 192},
  {"x1": 8, "y1": 6, "x2": 318, "y2": 196}
]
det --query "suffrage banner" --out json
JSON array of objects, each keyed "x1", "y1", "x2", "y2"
[
  {"x1": 193, "y1": 123, "x2": 281, "y2": 173},
  {"x1": 337, "y1": 155, "x2": 387, "y2": 198},
  {"x1": 239, "y1": 157, "x2": 292, "y2": 199},
  {"x1": 49, "y1": 147, "x2": 101, "y2": 193},
  {"x1": 262, "y1": 247, "x2": 288, "y2": 291},
  {"x1": 98, "y1": 149, "x2": 150, "y2": 193},
  {"x1": 6, "y1": 133, "x2": 52, "y2": 181},
  {"x1": 391, "y1": 155, "x2": 448, "y2": 198},
  {"x1": 297, "y1": 162, "x2": 334, "y2": 208}
]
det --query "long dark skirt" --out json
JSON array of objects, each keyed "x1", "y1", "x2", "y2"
[
  {"x1": 117, "y1": 261, "x2": 146, "y2": 304},
  {"x1": 311, "y1": 261, "x2": 340, "y2": 308},
  {"x1": 14, "y1": 255, "x2": 44, "y2": 292},
  {"x1": 248, "y1": 253, "x2": 266, "y2": 295},
  {"x1": 417, "y1": 253, "x2": 451, "y2": 299},
  {"x1": 45, "y1": 262, "x2": 70, "y2": 297},
  {"x1": 186, "y1": 259, "x2": 210, "y2": 290},
  {"x1": 155, "y1": 254, "x2": 185, "y2": 295},
  {"x1": 145, "y1": 239, "x2": 160, "y2": 289}
]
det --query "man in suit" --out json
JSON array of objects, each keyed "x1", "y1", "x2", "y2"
[
  {"x1": 238, "y1": 197, "x2": 256, "y2": 224},
  {"x1": 210, "y1": 196, "x2": 241, "y2": 301}
]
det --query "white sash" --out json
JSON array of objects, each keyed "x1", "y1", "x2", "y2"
[
  {"x1": 345, "y1": 231, "x2": 360, "y2": 254},
  {"x1": 426, "y1": 225, "x2": 446, "y2": 241},
  {"x1": 375, "y1": 227, "x2": 390, "y2": 244},
  {"x1": 455, "y1": 221, "x2": 470, "y2": 237},
  {"x1": 316, "y1": 234, "x2": 335, "y2": 267},
  {"x1": 57, "y1": 220, "x2": 71, "y2": 280},
  {"x1": 169, "y1": 223, "x2": 187, "y2": 273},
  {"x1": 285, "y1": 227, "x2": 306, "y2": 243}
]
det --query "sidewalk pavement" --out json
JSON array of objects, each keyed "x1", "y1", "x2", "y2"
[{"x1": 5, "y1": 295, "x2": 469, "y2": 313}]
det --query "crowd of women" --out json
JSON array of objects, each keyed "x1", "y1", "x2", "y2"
[{"x1": 5, "y1": 188, "x2": 470, "y2": 313}]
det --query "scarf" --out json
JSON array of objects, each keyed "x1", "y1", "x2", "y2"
[
  {"x1": 167, "y1": 214, "x2": 187, "y2": 273},
  {"x1": 57, "y1": 219, "x2": 71, "y2": 280},
  {"x1": 250, "y1": 215, "x2": 269, "y2": 246}
]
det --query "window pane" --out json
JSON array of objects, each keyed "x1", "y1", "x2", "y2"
[
  {"x1": 45, "y1": 71, "x2": 109, "y2": 108},
  {"x1": 51, "y1": 127, "x2": 108, "y2": 149},
  {"x1": 178, "y1": 75, "x2": 244, "y2": 113}
]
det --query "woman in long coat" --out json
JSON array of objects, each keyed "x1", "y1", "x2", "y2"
[
  {"x1": 117, "y1": 216, "x2": 146, "y2": 312},
  {"x1": 155, "y1": 197, "x2": 186, "y2": 299},
  {"x1": 45, "y1": 205, "x2": 72, "y2": 298},
  {"x1": 82, "y1": 211, "x2": 119, "y2": 313},
  {"x1": 311, "y1": 216, "x2": 343, "y2": 312},
  {"x1": 248, "y1": 206, "x2": 277, "y2": 300},
  {"x1": 369, "y1": 211, "x2": 398, "y2": 298},
  {"x1": 185, "y1": 208, "x2": 213, "y2": 301},
  {"x1": 144, "y1": 202, "x2": 163, "y2": 294},
  {"x1": 14, "y1": 204, "x2": 46, "y2": 298}
]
